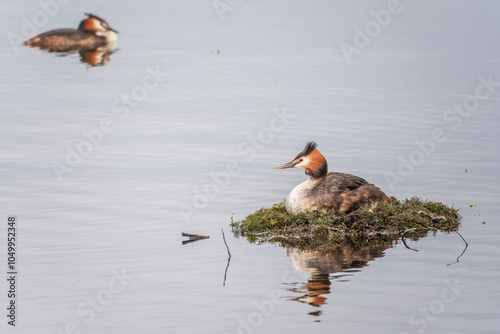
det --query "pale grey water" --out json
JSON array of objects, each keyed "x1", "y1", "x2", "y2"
[{"x1": 1, "y1": 1, "x2": 500, "y2": 333}]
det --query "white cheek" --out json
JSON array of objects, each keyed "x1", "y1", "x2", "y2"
[
  {"x1": 97, "y1": 24, "x2": 108, "y2": 33},
  {"x1": 295, "y1": 158, "x2": 309, "y2": 169}
]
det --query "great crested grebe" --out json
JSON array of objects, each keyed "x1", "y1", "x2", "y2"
[
  {"x1": 24, "y1": 13, "x2": 118, "y2": 52},
  {"x1": 274, "y1": 142, "x2": 388, "y2": 214}
]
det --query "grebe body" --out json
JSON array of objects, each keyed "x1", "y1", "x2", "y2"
[
  {"x1": 24, "y1": 13, "x2": 118, "y2": 52},
  {"x1": 275, "y1": 142, "x2": 388, "y2": 214}
]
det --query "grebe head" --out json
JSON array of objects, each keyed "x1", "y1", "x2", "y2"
[
  {"x1": 274, "y1": 141, "x2": 328, "y2": 178},
  {"x1": 78, "y1": 13, "x2": 119, "y2": 36}
]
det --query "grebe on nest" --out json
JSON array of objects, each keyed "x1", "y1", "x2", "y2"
[
  {"x1": 24, "y1": 13, "x2": 118, "y2": 52},
  {"x1": 274, "y1": 142, "x2": 388, "y2": 214}
]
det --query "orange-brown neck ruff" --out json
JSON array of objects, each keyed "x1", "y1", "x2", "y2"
[
  {"x1": 78, "y1": 18, "x2": 98, "y2": 33},
  {"x1": 305, "y1": 149, "x2": 328, "y2": 179}
]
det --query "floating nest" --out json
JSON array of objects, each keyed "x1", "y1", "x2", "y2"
[{"x1": 231, "y1": 197, "x2": 461, "y2": 250}]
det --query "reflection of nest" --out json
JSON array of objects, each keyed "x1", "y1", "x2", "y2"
[
  {"x1": 287, "y1": 244, "x2": 388, "y2": 275},
  {"x1": 287, "y1": 244, "x2": 389, "y2": 309},
  {"x1": 285, "y1": 232, "x2": 468, "y2": 313}
]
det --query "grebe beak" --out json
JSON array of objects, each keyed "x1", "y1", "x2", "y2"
[
  {"x1": 107, "y1": 26, "x2": 119, "y2": 33},
  {"x1": 274, "y1": 160, "x2": 299, "y2": 169}
]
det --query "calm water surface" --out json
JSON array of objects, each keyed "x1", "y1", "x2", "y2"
[{"x1": 1, "y1": 1, "x2": 499, "y2": 333}]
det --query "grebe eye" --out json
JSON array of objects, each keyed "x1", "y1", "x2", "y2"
[{"x1": 299, "y1": 158, "x2": 303, "y2": 162}]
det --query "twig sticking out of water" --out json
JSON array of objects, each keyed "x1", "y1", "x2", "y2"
[
  {"x1": 446, "y1": 231, "x2": 469, "y2": 266},
  {"x1": 221, "y1": 228, "x2": 231, "y2": 258},
  {"x1": 401, "y1": 227, "x2": 431, "y2": 252},
  {"x1": 222, "y1": 227, "x2": 231, "y2": 286}
]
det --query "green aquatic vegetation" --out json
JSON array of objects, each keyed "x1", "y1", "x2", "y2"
[{"x1": 231, "y1": 197, "x2": 460, "y2": 249}]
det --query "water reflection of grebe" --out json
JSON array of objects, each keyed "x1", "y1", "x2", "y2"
[
  {"x1": 24, "y1": 13, "x2": 118, "y2": 67},
  {"x1": 287, "y1": 244, "x2": 390, "y2": 314},
  {"x1": 77, "y1": 44, "x2": 117, "y2": 67}
]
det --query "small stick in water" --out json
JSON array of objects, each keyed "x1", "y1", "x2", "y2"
[
  {"x1": 221, "y1": 227, "x2": 231, "y2": 286},
  {"x1": 221, "y1": 228, "x2": 231, "y2": 259},
  {"x1": 181, "y1": 232, "x2": 210, "y2": 245}
]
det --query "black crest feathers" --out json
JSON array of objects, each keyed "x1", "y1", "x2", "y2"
[
  {"x1": 84, "y1": 13, "x2": 107, "y2": 22},
  {"x1": 295, "y1": 141, "x2": 317, "y2": 160}
]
